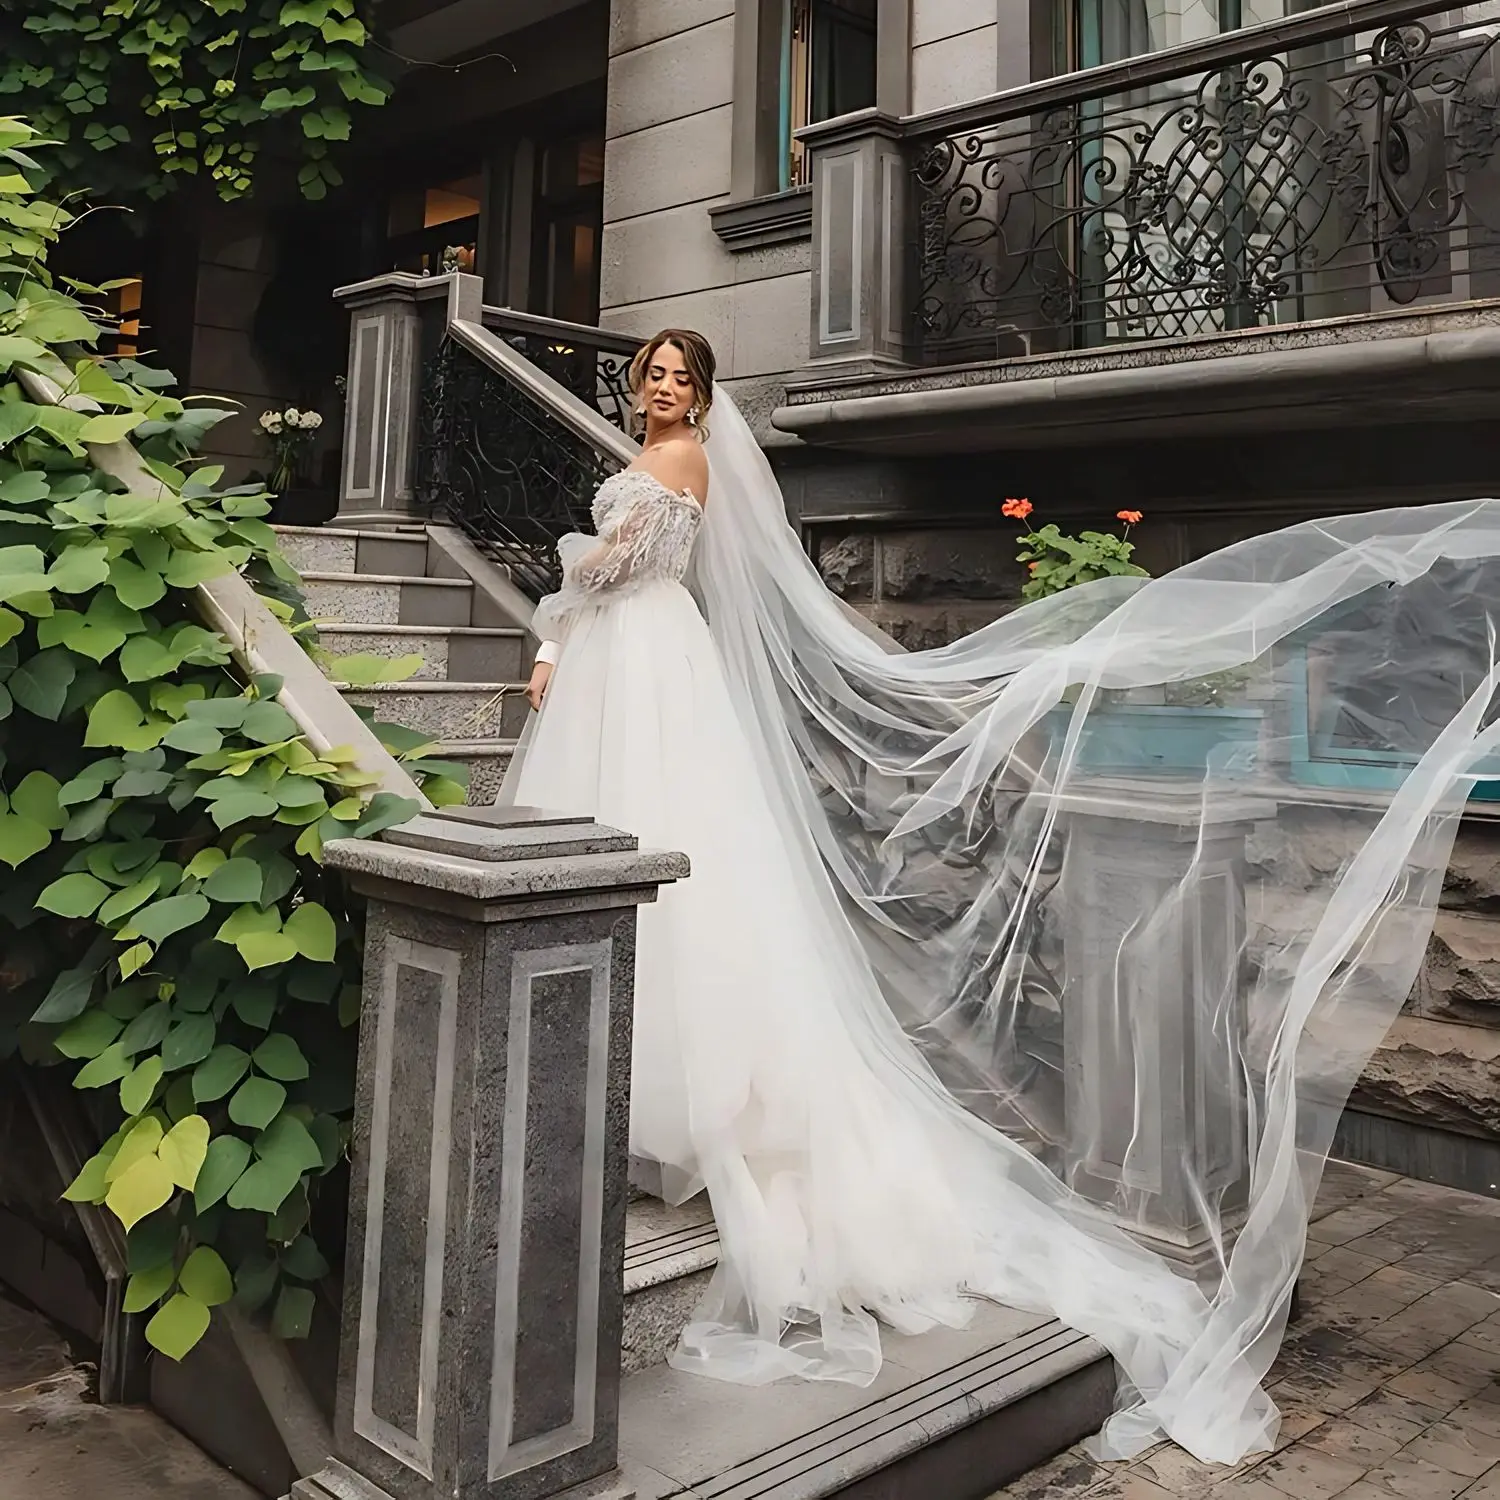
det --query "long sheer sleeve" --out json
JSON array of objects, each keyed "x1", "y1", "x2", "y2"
[{"x1": 532, "y1": 472, "x2": 702, "y2": 662}]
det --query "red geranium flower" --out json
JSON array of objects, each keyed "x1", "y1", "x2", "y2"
[
  {"x1": 1002, "y1": 497, "x2": 1034, "y2": 520},
  {"x1": 1117, "y1": 509, "x2": 1143, "y2": 525}
]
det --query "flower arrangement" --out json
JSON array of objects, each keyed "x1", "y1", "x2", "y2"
[
  {"x1": 257, "y1": 405, "x2": 325, "y2": 494},
  {"x1": 1003, "y1": 497, "x2": 1150, "y2": 602}
]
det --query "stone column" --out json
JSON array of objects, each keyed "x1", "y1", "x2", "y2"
[
  {"x1": 801, "y1": 110, "x2": 915, "y2": 374},
  {"x1": 1055, "y1": 780, "x2": 1275, "y2": 1282},
  {"x1": 291, "y1": 806, "x2": 688, "y2": 1500},
  {"x1": 332, "y1": 272, "x2": 483, "y2": 528}
]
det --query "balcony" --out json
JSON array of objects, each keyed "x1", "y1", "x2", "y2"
[{"x1": 776, "y1": 0, "x2": 1500, "y2": 455}]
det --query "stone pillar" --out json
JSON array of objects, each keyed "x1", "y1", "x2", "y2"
[
  {"x1": 332, "y1": 272, "x2": 483, "y2": 528},
  {"x1": 291, "y1": 806, "x2": 688, "y2": 1500},
  {"x1": 1056, "y1": 780, "x2": 1275, "y2": 1282},
  {"x1": 801, "y1": 110, "x2": 915, "y2": 373}
]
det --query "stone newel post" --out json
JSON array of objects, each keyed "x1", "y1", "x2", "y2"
[
  {"x1": 1057, "y1": 780, "x2": 1273, "y2": 1282},
  {"x1": 291, "y1": 806, "x2": 688, "y2": 1500},
  {"x1": 332, "y1": 272, "x2": 483, "y2": 528}
]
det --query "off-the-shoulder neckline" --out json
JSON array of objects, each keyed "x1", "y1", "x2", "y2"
[{"x1": 615, "y1": 466, "x2": 704, "y2": 510}]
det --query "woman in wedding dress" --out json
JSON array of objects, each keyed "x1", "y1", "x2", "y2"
[{"x1": 502, "y1": 330, "x2": 1500, "y2": 1467}]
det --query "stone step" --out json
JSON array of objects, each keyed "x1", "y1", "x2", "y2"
[
  {"x1": 317, "y1": 623, "x2": 528, "y2": 683},
  {"x1": 437, "y1": 739, "x2": 517, "y2": 805},
  {"x1": 300, "y1": 571, "x2": 474, "y2": 629},
  {"x1": 622, "y1": 1197, "x2": 719, "y2": 1377},
  {"x1": 274, "y1": 524, "x2": 431, "y2": 579},
  {"x1": 619, "y1": 1304, "x2": 1114, "y2": 1500},
  {"x1": 339, "y1": 682, "x2": 527, "y2": 741}
]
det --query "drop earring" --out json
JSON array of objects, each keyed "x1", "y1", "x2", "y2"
[{"x1": 686, "y1": 405, "x2": 700, "y2": 427}]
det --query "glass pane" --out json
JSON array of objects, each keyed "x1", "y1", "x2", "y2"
[{"x1": 810, "y1": 0, "x2": 876, "y2": 122}]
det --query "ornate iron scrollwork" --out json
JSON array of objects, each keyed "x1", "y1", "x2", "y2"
[
  {"x1": 913, "y1": 8, "x2": 1500, "y2": 360},
  {"x1": 415, "y1": 340, "x2": 619, "y2": 597}
]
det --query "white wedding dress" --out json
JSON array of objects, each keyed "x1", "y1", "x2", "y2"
[{"x1": 500, "y1": 395, "x2": 1500, "y2": 1467}]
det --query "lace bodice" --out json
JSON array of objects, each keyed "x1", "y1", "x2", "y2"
[
  {"x1": 583, "y1": 469, "x2": 703, "y2": 586},
  {"x1": 532, "y1": 468, "x2": 704, "y2": 652}
]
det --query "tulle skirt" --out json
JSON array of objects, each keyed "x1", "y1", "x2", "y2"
[{"x1": 502, "y1": 582, "x2": 1274, "y2": 1459}]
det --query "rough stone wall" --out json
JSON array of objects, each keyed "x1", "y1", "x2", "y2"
[
  {"x1": 816, "y1": 526, "x2": 1026, "y2": 649},
  {"x1": 1356, "y1": 825, "x2": 1500, "y2": 1141}
]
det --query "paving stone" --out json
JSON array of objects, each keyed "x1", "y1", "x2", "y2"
[
  {"x1": 1253, "y1": 1441, "x2": 1367, "y2": 1498},
  {"x1": 1308, "y1": 1205, "x2": 1404, "y2": 1247},
  {"x1": 1400, "y1": 1421, "x2": 1500, "y2": 1479},
  {"x1": 1344, "y1": 1387, "x2": 1450, "y2": 1445},
  {"x1": 1339, "y1": 1451, "x2": 1474, "y2": 1500},
  {"x1": 1298, "y1": 1416, "x2": 1406, "y2": 1469},
  {"x1": 1459, "y1": 1465, "x2": 1500, "y2": 1500}
]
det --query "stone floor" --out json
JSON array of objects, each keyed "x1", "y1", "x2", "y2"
[
  {"x1": 0, "y1": 1291, "x2": 257, "y2": 1500},
  {"x1": 990, "y1": 1162, "x2": 1500, "y2": 1500}
]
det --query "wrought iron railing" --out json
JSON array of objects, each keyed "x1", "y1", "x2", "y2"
[
  {"x1": 480, "y1": 306, "x2": 642, "y2": 435},
  {"x1": 416, "y1": 309, "x2": 644, "y2": 597},
  {"x1": 912, "y1": 2, "x2": 1500, "y2": 364}
]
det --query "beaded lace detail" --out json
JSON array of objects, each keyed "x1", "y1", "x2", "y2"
[{"x1": 533, "y1": 469, "x2": 704, "y2": 646}]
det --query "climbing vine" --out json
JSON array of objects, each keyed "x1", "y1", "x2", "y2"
[
  {"x1": 0, "y1": 0, "x2": 390, "y2": 202},
  {"x1": 0, "y1": 118, "x2": 459, "y2": 1359}
]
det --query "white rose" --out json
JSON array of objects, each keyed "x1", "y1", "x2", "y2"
[
  {"x1": 284, "y1": 407, "x2": 301, "y2": 424},
  {"x1": 306, "y1": 412, "x2": 323, "y2": 429},
  {"x1": 264, "y1": 415, "x2": 283, "y2": 434},
  {"x1": 258, "y1": 411, "x2": 277, "y2": 430}
]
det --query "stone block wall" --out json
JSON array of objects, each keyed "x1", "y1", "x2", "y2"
[{"x1": 815, "y1": 525, "x2": 1026, "y2": 649}]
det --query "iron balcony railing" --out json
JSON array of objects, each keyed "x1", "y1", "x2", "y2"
[{"x1": 911, "y1": 1, "x2": 1500, "y2": 364}]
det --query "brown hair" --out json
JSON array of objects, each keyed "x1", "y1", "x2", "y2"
[{"x1": 628, "y1": 328, "x2": 717, "y2": 439}]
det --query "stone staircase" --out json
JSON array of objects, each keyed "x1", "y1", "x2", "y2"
[
  {"x1": 272, "y1": 524, "x2": 530, "y2": 804},
  {"x1": 268, "y1": 516, "x2": 1119, "y2": 1500},
  {"x1": 617, "y1": 1196, "x2": 1113, "y2": 1500}
]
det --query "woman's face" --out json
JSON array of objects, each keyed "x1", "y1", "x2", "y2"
[{"x1": 642, "y1": 341, "x2": 696, "y2": 428}]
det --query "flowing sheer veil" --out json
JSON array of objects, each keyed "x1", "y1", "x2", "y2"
[{"x1": 687, "y1": 387, "x2": 1500, "y2": 1461}]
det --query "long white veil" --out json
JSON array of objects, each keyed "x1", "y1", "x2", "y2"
[{"x1": 684, "y1": 388, "x2": 1500, "y2": 1461}]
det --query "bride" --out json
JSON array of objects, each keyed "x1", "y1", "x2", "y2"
[{"x1": 502, "y1": 330, "x2": 1500, "y2": 1466}]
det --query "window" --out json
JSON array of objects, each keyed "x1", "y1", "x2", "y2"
[
  {"x1": 386, "y1": 172, "x2": 483, "y2": 277},
  {"x1": 531, "y1": 133, "x2": 605, "y2": 325},
  {"x1": 780, "y1": 0, "x2": 877, "y2": 189},
  {"x1": 1057, "y1": 1, "x2": 1284, "y2": 71}
]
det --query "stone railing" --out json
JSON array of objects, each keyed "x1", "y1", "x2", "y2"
[
  {"x1": 292, "y1": 806, "x2": 687, "y2": 1500},
  {"x1": 800, "y1": 0, "x2": 1500, "y2": 372},
  {"x1": 332, "y1": 273, "x2": 639, "y2": 599}
]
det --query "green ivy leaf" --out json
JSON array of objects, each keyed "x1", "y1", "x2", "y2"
[
  {"x1": 56, "y1": 1009, "x2": 124, "y2": 1060},
  {"x1": 193, "y1": 1134, "x2": 251, "y2": 1213},
  {"x1": 63, "y1": 1149, "x2": 114, "y2": 1205},
  {"x1": 38, "y1": 870, "x2": 112, "y2": 917},
  {"x1": 123, "y1": 1261, "x2": 176, "y2": 1314},
  {"x1": 179, "y1": 1245, "x2": 234, "y2": 1307},
  {"x1": 145, "y1": 1292, "x2": 210, "y2": 1361},
  {"x1": 158, "y1": 1114, "x2": 210, "y2": 1190},
  {"x1": 11, "y1": 770, "x2": 66, "y2": 830},
  {"x1": 228, "y1": 1075, "x2": 286, "y2": 1130},
  {"x1": 86, "y1": 689, "x2": 165, "y2": 751},
  {"x1": 0, "y1": 812, "x2": 49, "y2": 867},
  {"x1": 271, "y1": 1283, "x2": 316, "y2": 1340},
  {"x1": 74, "y1": 1041, "x2": 134, "y2": 1089},
  {"x1": 283, "y1": 901, "x2": 335, "y2": 961},
  {"x1": 119, "y1": 1054, "x2": 163, "y2": 1116},
  {"x1": 105, "y1": 1151, "x2": 175, "y2": 1232},
  {"x1": 192, "y1": 1045, "x2": 250, "y2": 1102},
  {"x1": 161, "y1": 1013, "x2": 216, "y2": 1071},
  {"x1": 131, "y1": 892, "x2": 210, "y2": 944},
  {"x1": 226, "y1": 1152, "x2": 304, "y2": 1214},
  {"x1": 108, "y1": 556, "x2": 167, "y2": 609},
  {"x1": 202, "y1": 856, "x2": 263, "y2": 904},
  {"x1": 10, "y1": 647, "x2": 77, "y2": 720},
  {"x1": 255, "y1": 1110, "x2": 323, "y2": 1175},
  {"x1": 237, "y1": 929, "x2": 298, "y2": 970},
  {"x1": 251, "y1": 1032, "x2": 308, "y2": 1082},
  {"x1": 32, "y1": 963, "x2": 97, "y2": 1024}
]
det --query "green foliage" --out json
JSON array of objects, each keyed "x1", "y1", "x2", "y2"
[
  {"x1": 0, "y1": 121, "x2": 459, "y2": 1361},
  {"x1": 0, "y1": 0, "x2": 391, "y2": 203},
  {"x1": 1006, "y1": 502, "x2": 1150, "y2": 602}
]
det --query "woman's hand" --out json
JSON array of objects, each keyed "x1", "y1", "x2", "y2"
[{"x1": 526, "y1": 661, "x2": 554, "y2": 712}]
